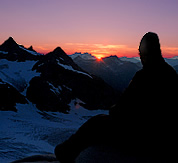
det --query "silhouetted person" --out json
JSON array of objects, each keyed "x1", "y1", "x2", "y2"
[{"x1": 55, "y1": 32, "x2": 178, "y2": 162}]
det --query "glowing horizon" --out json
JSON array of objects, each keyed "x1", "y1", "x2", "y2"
[{"x1": 23, "y1": 41, "x2": 178, "y2": 59}]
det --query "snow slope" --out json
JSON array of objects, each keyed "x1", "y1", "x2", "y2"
[
  {"x1": 0, "y1": 100, "x2": 108, "y2": 162},
  {"x1": 57, "y1": 61, "x2": 93, "y2": 79},
  {"x1": 0, "y1": 59, "x2": 40, "y2": 94}
]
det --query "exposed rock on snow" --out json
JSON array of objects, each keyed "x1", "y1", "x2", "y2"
[{"x1": 0, "y1": 79, "x2": 27, "y2": 111}]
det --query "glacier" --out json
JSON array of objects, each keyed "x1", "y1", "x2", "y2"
[{"x1": 0, "y1": 100, "x2": 108, "y2": 162}]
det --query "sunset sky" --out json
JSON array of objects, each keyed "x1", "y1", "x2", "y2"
[{"x1": 0, "y1": 0, "x2": 178, "y2": 58}]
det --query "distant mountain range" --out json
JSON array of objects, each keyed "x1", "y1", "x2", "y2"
[
  {"x1": 71, "y1": 55, "x2": 141, "y2": 92},
  {"x1": 70, "y1": 52, "x2": 96, "y2": 60},
  {"x1": 0, "y1": 37, "x2": 117, "y2": 112},
  {"x1": 69, "y1": 52, "x2": 178, "y2": 92},
  {"x1": 69, "y1": 52, "x2": 178, "y2": 68}
]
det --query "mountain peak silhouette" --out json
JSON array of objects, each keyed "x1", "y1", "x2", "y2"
[
  {"x1": 5, "y1": 37, "x2": 18, "y2": 46},
  {"x1": 52, "y1": 47, "x2": 66, "y2": 55},
  {"x1": 7, "y1": 36, "x2": 15, "y2": 41},
  {"x1": 0, "y1": 36, "x2": 19, "y2": 52},
  {"x1": 47, "y1": 47, "x2": 72, "y2": 61}
]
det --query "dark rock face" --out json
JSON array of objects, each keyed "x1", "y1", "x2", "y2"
[
  {"x1": 27, "y1": 76, "x2": 72, "y2": 113},
  {"x1": 27, "y1": 47, "x2": 117, "y2": 112},
  {"x1": 0, "y1": 79, "x2": 27, "y2": 111},
  {"x1": 0, "y1": 37, "x2": 19, "y2": 52}
]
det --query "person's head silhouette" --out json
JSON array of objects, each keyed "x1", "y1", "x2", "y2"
[{"x1": 139, "y1": 32, "x2": 163, "y2": 67}]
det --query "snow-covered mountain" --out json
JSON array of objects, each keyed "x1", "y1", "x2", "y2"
[
  {"x1": 0, "y1": 37, "x2": 43, "y2": 111},
  {"x1": 0, "y1": 37, "x2": 116, "y2": 112},
  {"x1": 27, "y1": 47, "x2": 116, "y2": 112},
  {"x1": 0, "y1": 37, "x2": 42, "y2": 61}
]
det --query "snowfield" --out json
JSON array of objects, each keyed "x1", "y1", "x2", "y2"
[
  {"x1": 0, "y1": 59, "x2": 40, "y2": 94},
  {"x1": 0, "y1": 100, "x2": 108, "y2": 163}
]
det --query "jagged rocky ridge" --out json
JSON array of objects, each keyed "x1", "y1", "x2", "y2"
[{"x1": 0, "y1": 37, "x2": 117, "y2": 112}]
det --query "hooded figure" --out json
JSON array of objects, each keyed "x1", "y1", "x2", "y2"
[
  {"x1": 110, "y1": 32, "x2": 178, "y2": 158},
  {"x1": 112, "y1": 32, "x2": 177, "y2": 111}
]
